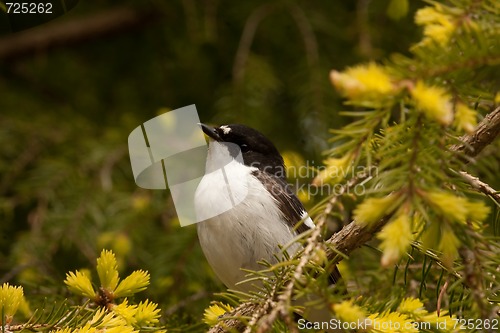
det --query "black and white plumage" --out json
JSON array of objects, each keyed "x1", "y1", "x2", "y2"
[{"x1": 195, "y1": 123, "x2": 341, "y2": 292}]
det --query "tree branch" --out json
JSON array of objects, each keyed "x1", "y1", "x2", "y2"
[
  {"x1": 325, "y1": 215, "x2": 391, "y2": 261},
  {"x1": 450, "y1": 106, "x2": 500, "y2": 158},
  {"x1": 458, "y1": 171, "x2": 500, "y2": 205},
  {"x1": 0, "y1": 6, "x2": 160, "y2": 60}
]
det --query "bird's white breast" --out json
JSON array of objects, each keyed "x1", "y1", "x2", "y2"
[{"x1": 194, "y1": 147, "x2": 301, "y2": 290}]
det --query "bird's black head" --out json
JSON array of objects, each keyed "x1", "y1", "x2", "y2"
[{"x1": 200, "y1": 123, "x2": 286, "y2": 179}]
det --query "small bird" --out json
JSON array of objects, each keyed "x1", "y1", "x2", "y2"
[{"x1": 194, "y1": 123, "x2": 341, "y2": 294}]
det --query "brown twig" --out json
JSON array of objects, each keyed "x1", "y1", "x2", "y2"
[
  {"x1": 458, "y1": 170, "x2": 500, "y2": 205},
  {"x1": 232, "y1": 3, "x2": 278, "y2": 84},
  {"x1": 436, "y1": 279, "x2": 449, "y2": 316},
  {"x1": 0, "y1": 6, "x2": 160, "y2": 60},
  {"x1": 286, "y1": 4, "x2": 319, "y2": 68},
  {"x1": 356, "y1": 0, "x2": 373, "y2": 58},
  {"x1": 8, "y1": 323, "x2": 53, "y2": 331},
  {"x1": 325, "y1": 215, "x2": 392, "y2": 263},
  {"x1": 450, "y1": 106, "x2": 500, "y2": 158}
]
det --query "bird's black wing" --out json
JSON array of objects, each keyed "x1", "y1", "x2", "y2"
[
  {"x1": 251, "y1": 170, "x2": 342, "y2": 284},
  {"x1": 251, "y1": 170, "x2": 310, "y2": 234}
]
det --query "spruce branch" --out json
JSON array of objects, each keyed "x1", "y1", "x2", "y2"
[
  {"x1": 208, "y1": 302, "x2": 260, "y2": 333},
  {"x1": 326, "y1": 106, "x2": 500, "y2": 263},
  {"x1": 421, "y1": 55, "x2": 500, "y2": 78}
]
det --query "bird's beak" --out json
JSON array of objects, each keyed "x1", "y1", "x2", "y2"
[{"x1": 199, "y1": 123, "x2": 222, "y2": 141}]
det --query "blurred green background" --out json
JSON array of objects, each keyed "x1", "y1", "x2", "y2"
[{"x1": 0, "y1": 0, "x2": 423, "y2": 327}]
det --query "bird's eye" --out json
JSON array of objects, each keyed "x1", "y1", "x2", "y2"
[{"x1": 240, "y1": 143, "x2": 250, "y2": 153}]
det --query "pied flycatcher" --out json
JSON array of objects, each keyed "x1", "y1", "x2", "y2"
[{"x1": 195, "y1": 123, "x2": 341, "y2": 293}]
